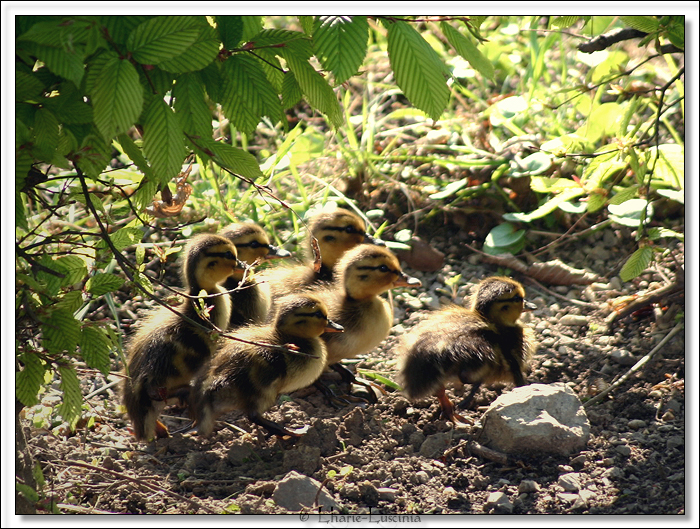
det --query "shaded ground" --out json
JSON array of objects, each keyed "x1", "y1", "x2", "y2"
[{"x1": 20, "y1": 221, "x2": 686, "y2": 516}]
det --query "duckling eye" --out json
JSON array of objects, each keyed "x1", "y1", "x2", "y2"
[
  {"x1": 345, "y1": 225, "x2": 358, "y2": 234},
  {"x1": 323, "y1": 235, "x2": 336, "y2": 242},
  {"x1": 224, "y1": 251, "x2": 236, "y2": 260},
  {"x1": 379, "y1": 264, "x2": 390, "y2": 272}
]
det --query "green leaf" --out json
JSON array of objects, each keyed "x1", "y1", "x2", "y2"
[
  {"x1": 75, "y1": 133, "x2": 110, "y2": 179},
  {"x1": 33, "y1": 108, "x2": 60, "y2": 161},
  {"x1": 86, "y1": 273, "x2": 125, "y2": 296},
  {"x1": 173, "y1": 72, "x2": 213, "y2": 139},
  {"x1": 551, "y1": 16, "x2": 583, "y2": 29},
  {"x1": 15, "y1": 70, "x2": 46, "y2": 101},
  {"x1": 16, "y1": 351, "x2": 46, "y2": 407},
  {"x1": 511, "y1": 152, "x2": 552, "y2": 177},
  {"x1": 115, "y1": 133, "x2": 153, "y2": 180},
  {"x1": 92, "y1": 57, "x2": 143, "y2": 141},
  {"x1": 356, "y1": 369, "x2": 401, "y2": 391},
  {"x1": 42, "y1": 308, "x2": 81, "y2": 355},
  {"x1": 385, "y1": 20, "x2": 450, "y2": 121},
  {"x1": 608, "y1": 198, "x2": 654, "y2": 227},
  {"x1": 281, "y1": 71, "x2": 303, "y2": 109},
  {"x1": 207, "y1": 140, "x2": 264, "y2": 180},
  {"x1": 530, "y1": 176, "x2": 580, "y2": 193},
  {"x1": 16, "y1": 483, "x2": 40, "y2": 504},
  {"x1": 16, "y1": 187, "x2": 28, "y2": 232},
  {"x1": 620, "y1": 16, "x2": 660, "y2": 34},
  {"x1": 280, "y1": 47, "x2": 343, "y2": 128},
  {"x1": 29, "y1": 43, "x2": 86, "y2": 86},
  {"x1": 80, "y1": 326, "x2": 113, "y2": 376},
  {"x1": 133, "y1": 270, "x2": 154, "y2": 295},
  {"x1": 609, "y1": 185, "x2": 640, "y2": 206},
  {"x1": 429, "y1": 178, "x2": 468, "y2": 200},
  {"x1": 100, "y1": 227, "x2": 143, "y2": 251},
  {"x1": 142, "y1": 96, "x2": 187, "y2": 185},
  {"x1": 127, "y1": 16, "x2": 201, "y2": 64},
  {"x1": 58, "y1": 364, "x2": 83, "y2": 429},
  {"x1": 313, "y1": 16, "x2": 368, "y2": 85},
  {"x1": 656, "y1": 188, "x2": 684, "y2": 204},
  {"x1": 441, "y1": 22, "x2": 494, "y2": 81},
  {"x1": 53, "y1": 255, "x2": 88, "y2": 286},
  {"x1": 647, "y1": 227, "x2": 684, "y2": 242},
  {"x1": 41, "y1": 82, "x2": 93, "y2": 125},
  {"x1": 504, "y1": 187, "x2": 585, "y2": 223},
  {"x1": 650, "y1": 144, "x2": 683, "y2": 189},
  {"x1": 216, "y1": 15, "x2": 244, "y2": 49},
  {"x1": 485, "y1": 222, "x2": 526, "y2": 248},
  {"x1": 56, "y1": 290, "x2": 85, "y2": 314},
  {"x1": 220, "y1": 54, "x2": 284, "y2": 136},
  {"x1": 158, "y1": 21, "x2": 220, "y2": 73},
  {"x1": 619, "y1": 246, "x2": 654, "y2": 282}
]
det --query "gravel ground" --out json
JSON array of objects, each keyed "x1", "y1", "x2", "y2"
[{"x1": 18, "y1": 220, "x2": 688, "y2": 519}]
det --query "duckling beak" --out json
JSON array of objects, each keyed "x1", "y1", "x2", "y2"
[
  {"x1": 363, "y1": 233, "x2": 386, "y2": 246},
  {"x1": 234, "y1": 259, "x2": 248, "y2": 273},
  {"x1": 523, "y1": 299, "x2": 537, "y2": 311},
  {"x1": 393, "y1": 273, "x2": 422, "y2": 288},
  {"x1": 265, "y1": 244, "x2": 292, "y2": 259},
  {"x1": 324, "y1": 320, "x2": 345, "y2": 333}
]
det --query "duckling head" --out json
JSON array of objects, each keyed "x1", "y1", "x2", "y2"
[
  {"x1": 220, "y1": 222, "x2": 291, "y2": 278},
  {"x1": 272, "y1": 294, "x2": 344, "y2": 339},
  {"x1": 335, "y1": 244, "x2": 422, "y2": 300},
  {"x1": 471, "y1": 276, "x2": 537, "y2": 327},
  {"x1": 307, "y1": 207, "x2": 383, "y2": 271},
  {"x1": 180, "y1": 233, "x2": 244, "y2": 293}
]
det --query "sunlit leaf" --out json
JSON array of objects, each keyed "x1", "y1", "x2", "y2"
[
  {"x1": 619, "y1": 246, "x2": 653, "y2": 282},
  {"x1": 313, "y1": 16, "x2": 369, "y2": 85}
]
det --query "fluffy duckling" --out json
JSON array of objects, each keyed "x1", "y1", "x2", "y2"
[
  {"x1": 261, "y1": 207, "x2": 383, "y2": 299},
  {"x1": 396, "y1": 276, "x2": 536, "y2": 424},
  {"x1": 219, "y1": 222, "x2": 291, "y2": 329},
  {"x1": 310, "y1": 244, "x2": 422, "y2": 398},
  {"x1": 190, "y1": 293, "x2": 343, "y2": 438},
  {"x1": 122, "y1": 233, "x2": 242, "y2": 441}
]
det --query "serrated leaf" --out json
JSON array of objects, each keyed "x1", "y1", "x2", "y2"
[
  {"x1": 142, "y1": 96, "x2": 187, "y2": 185},
  {"x1": 75, "y1": 133, "x2": 110, "y2": 179},
  {"x1": 80, "y1": 326, "x2": 113, "y2": 376},
  {"x1": 133, "y1": 270, "x2": 154, "y2": 295},
  {"x1": 280, "y1": 47, "x2": 343, "y2": 128},
  {"x1": 281, "y1": 70, "x2": 303, "y2": 109},
  {"x1": 56, "y1": 290, "x2": 85, "y2": 313},
  {"x1": 220, "y1": 54, "x2": 284, "y2": 136},
  {"x1": 158, "y1": 22, "x2": 220, "y2": 73},
  {"x1": 42, "y1": 82, "x2": 93, "y2": 124},
  {"x1": 16, "y1": 352, "x2": 46, "y2": 407},
  {"x1": 609, "y1": 185, "x2": 640, "y2": 205},
  {"x1": 115, "y1": 133, "x2": 153, "y2": 182},
  {"x1": 216, "y1": 15, "x2": 244, "y2": 49},
  {"x1": 647, "y1": 227, "x2": 684, "y2": 242},
  {"x1": 58, "y1": 364, "x2": 82, "y2": 429},
  {"x1": 385, "y1": 20, "x2": 450, "y2": 121},
  {"x1": 620, "y1": 246, "x2": 654, "y2": 282},
  {"x1": 441, "y1": 22, "x2": 494, "y2": 81},
  {"x1": 173, "y1": 72, "x2": 213, "y2": 139},
  {"x1": 313, "y1": 16, "x2": 368, "y2": 85},
  {"x1": 30, "y1": 43, "x2": 85, "y2": 86},
  {"x1": 53, "y1": 255, "x2": 88, "y2": 286},
  {"x1": 15, "y1": 70, "x2": 46, "y2": 101},
  {"x1": 33, "y1": 108, "x2": 60, "y2": 161},
  {"x1": 620, "y1": 16, "x2": 660, "y2": 35},
  {"x1": 100, "y1": 227, "x2": 143, "y2": 251},
  {"x1": 92, "y1": 56, "x2": 143, "y2": 141},
  {"x1": 127, "y1": 16, "x2": 201, "y2": 64},
  {"x1": 85, "y1": 50, "x2": 119, "y2": 96},
  {"x1": 42, "y1": 308, "x2": 81, "y2": 355},
  {"x1": 551, "y1": 16, "x2": 583, "y2": 29},
  {"x1": 86, "y1": 273, "x2": 125, "y2": 296},
  {"x1": 207, "y1": 140, "x2": 264, "y2": 179}
]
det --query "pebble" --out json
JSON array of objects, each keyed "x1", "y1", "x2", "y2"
[
  {"x1": 414, "y1": 471, "x2": 430, "y2": 484},
  {"x1": 518, "y1": 480, "x2": 540, "y2": 494},
  {"x1": 377, "y1": 487, "x2": 398, "y2": 502},
  {"x1": 559, "y1": 315, "x2": 589, "y2": 326},
  {"x1": 615, "y1": 445, "x2": 632, "y2": 457},
  {"x1": 610, "y1": 349, "x2": 637, "y2": 366},
  {"x1": 558, "y1": 465, "x2": 574, "y2": 473},
  {"x1": 558, "y1": 473, "x2": 581, "y2": 492},
  {"x1": 666, "y1": 436, "x2": 684, "y2": 451},
  {"x1": 484, "y1": 491, "x2": 513, "y2": 514},
  {"x1": 603, "y1": 467, "x2": 624, "y2": 479},
  {"x1": 627, "y1": 419, "x2": 647, "y2": 430}
]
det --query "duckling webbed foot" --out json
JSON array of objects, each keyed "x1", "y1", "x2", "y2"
[
  {"x1": 436, "y1": 387, "x2": 473, "y2": 425},
  {"x1": 330, "y1": 363, "x2": 380, "y2": 403},
  {"x1": 314, "y1": 380, "x2": 366, "y2": 408},
  {"x1": 249, "y1": 411, "x2": 309, "y2": 438}
]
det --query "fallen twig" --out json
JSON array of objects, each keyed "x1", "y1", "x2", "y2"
[
  {"x1": 443, "y1": 439, "x2": 509, "y2": 465},
  {"x1": 584, "y1": 323, "x2": 684, "y2": 407},
  {"x1": 53, "y1": 460, "x2": 218, "y2": 514}
]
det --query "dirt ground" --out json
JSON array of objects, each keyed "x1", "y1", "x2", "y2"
[{"x1": 18, "y1": 219, "x2": 687, "y2": 519}]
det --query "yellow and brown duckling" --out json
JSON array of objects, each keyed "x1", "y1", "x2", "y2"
[
  {"x1": 309, "y1": 244, "x2": 422, "y2": 401},
  {"x1": 261, "y1": 207, "x2": 383, "y2": 299},
  {"x1": 189, "y1": 293, "x2": 343, "y2": 438},
  {"x1": 122, "y1": 233, "x2": 243, "y2": 441},
  {"x1": 396, "y1": 276, "x2": 536, "y2": 424},
  {"x1": 218, "y1": 222, "x2": 291, "y2": 329}
]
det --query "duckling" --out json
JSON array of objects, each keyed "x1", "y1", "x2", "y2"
[
  {"x1": 309, "y1": 244, "x2": 422, "y2": 400},
  {"x1": 219, "y1": 222, "x2": 291, "y2": 329},
  {"x1": 260, "y1": 207, "x2": 383, "y2": 299},
  {"x1": 189, "y1": 293, "x2": 343, "y2": 438},
  {"x1": 396, "y1": 276, "x2": 536, "y2": 424},
  {"x1": 122, "y1": 233, "x2": 242, "y2": 441}
]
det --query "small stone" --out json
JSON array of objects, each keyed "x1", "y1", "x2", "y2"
[
  {"x1": 518, "y1": 480, "x2": 540, "y2": 494},
  {"x1": 610, "y1": 349, "x2": 637, "y2": 366},
  {"x1": 558, "y1": 464, "x2": 574, "y2": 473},
  {"x1": 414, "y1": 471, "x2": 430, "y2": 484},
  {"x1": 273, "y1": 471, "x2": 338, "y2": 512},
  {"x1": 603, "y1": 467, "x2": 624, "y2": 479},
  {"x1": 377, "y1": 487, "x2": 398, "y2": 502},
  {"x1": 570, "y1": 454, "x2": 587, "y2": 467},
  {"x1": 484, "y1": 491, "x2": 513, "y2": 514},
  {"x1": 419, "y1": 432, "x2": 451, "y2": 459},
  {"x1": 615, "y1": 445, "x2": 632, "y2": 457},
  {"x1": 558, "y1": 473, "x2": 581, "y2": 492},
  {"x1": 661, "y1": 410, "x2": 676, "y2": 422},
  {"x1": 559, "y1": 315, "x2": 589, "y2": 326},
  {"x1": 628, "y1": 419, "x2": 647, "y2": 430},
  {"x1": 666, "y1": 436, "x2": 684, "y2": 451},
  {"x1": 557, "y1": 492, "x2": 579, "y2": 504}
]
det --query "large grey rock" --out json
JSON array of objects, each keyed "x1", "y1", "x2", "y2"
[
  {"x1": 480, "y1": 383, "x2": 590, "y2": 456},
  {"x1": 272, "y1": 471, "x2": 338, "y2": 512}
]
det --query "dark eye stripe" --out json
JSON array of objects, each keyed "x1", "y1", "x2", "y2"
[
  {"x1": 205, "y1": 250, "x2": 237, "y2": 260},
  {"x1": 325, "y1": 225, "x2": 364, "y2": 235},
  {"x1": 356, "y1": 264, "x2": 397, "y2": 274},
  {"x1": 235, "y1": 241, "x2": 268, "y2": 249}
]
